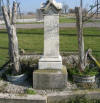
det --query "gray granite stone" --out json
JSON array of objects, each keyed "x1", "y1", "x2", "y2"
[
  {"x1": 39, "y1": 56, "x2": 62, "y2": 69},
  {"x1": 44, "y1": 15, "x2": 59, "y2": 57},
  {"x1": 33, "y1": 68, "x2": 67, "y2": 89}
]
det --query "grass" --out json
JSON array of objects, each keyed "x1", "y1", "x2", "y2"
[
  {"x1": 17, "y1": 17, "x2": 76, "y2": 24},
  {"x1": 0, "y1": 17, "x2": 76, "y2": 24},
  {"x1": 68, "y1": 95, "x2": 100, "y2": 103},
  {"x1": 69, "y1": 66, "x2": 99, "y2": 76},
  {"x1": 0, "y1": 27, "x2": 100, "y2": 67},
  {"x1": 59, "y1": 17, "x2": 76, "y2": 23},
  {"x1": 2, "y1": 17, "x2": 100, "y2": 24},
  {"x1": 25, "y1": 89, "x2": 36, "y2": 95},
  {"x1": 59, "y1": 17, "x2": 100, "y2": 23},
  {"x1": 16, "y1": 22, "x2": 43, "y2": 24}
]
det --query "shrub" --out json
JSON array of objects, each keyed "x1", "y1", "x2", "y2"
[{"x1": 69, "y1": 66, "x2": 99, "y2": 76}]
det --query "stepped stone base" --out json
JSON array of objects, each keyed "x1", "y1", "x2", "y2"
[
  {"x1": 33, "y1": 66, "x2": 67, "y2": 89},
  {"x1": 39, "y1": 56, "x2": 62, "y2": 69}
]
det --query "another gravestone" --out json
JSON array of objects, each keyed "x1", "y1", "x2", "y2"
[{"x1": 39, "y1": 0, "x2": 62, "y2": 69}]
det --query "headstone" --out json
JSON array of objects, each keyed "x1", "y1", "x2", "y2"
[
  {"x1": 33, "y1": 0, "x2": 67, "y2": 89},
  {"x1": 39, "y1": 0, "x2": 62, "y2": 69}
]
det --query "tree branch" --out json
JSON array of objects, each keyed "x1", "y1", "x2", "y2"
[
  {"x1": 12, "y1": 1, "x2": 17, "y2": 25},
  {"x1": 2, "y1": 6, "x2": 11, "y2": 28}
]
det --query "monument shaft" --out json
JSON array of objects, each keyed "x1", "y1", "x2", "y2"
[
  {"x1": 38, "y1": 0, "x2": 62, "y2": 70},
  {"x1": 39, "y1": 14, "x2": 62, "y2": 69},
  {"x1": 44, "y1": 15, "x2": 59, "y2": 57}
]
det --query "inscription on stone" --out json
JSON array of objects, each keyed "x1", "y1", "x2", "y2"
[{"x1": 44, "y1": 15, "x2": 59, "y2": 57}]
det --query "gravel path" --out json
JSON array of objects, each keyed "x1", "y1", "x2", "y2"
[
  {"x1": 0, "y1": 79, "x2": 77, "y2": 95},
  {"x1": 0, "y1": 22, "x2": 100, "y2": 29}
]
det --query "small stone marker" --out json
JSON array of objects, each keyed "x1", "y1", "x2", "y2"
[{"x1": 39, "y1": 0, "x2": 62, "y2": 69}]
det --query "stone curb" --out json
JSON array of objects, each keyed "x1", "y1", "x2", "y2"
[
  {"x1": 47, "y1": 90, "x2": 100, "y2": 103},
  {"x1": 0, "y1": 90, "x2": 100, "y2": 103},
  {"x1": 0, "y1": 93, "x2": 47, "y2": 103}
]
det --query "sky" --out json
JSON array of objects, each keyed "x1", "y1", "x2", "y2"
[{"x1": 8, "y1": 0, "x2": 96, "y2": 13}]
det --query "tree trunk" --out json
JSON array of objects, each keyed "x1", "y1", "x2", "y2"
[
  {"x1": 75, "y1": 7, "x2": 85, "y2": 71},
  {"x1": 8, "y1": 25, "x2": 21, "y2": 74},
  {"x1": 2, "y1": 2, "x2": 21, "y2": 74}
]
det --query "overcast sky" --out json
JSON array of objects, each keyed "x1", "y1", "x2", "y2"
[{"x1": 8, "y1": 0, "x2": 96, "y2": 13}]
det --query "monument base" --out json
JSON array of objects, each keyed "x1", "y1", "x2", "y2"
[
  {"x1": 39, "y1": 56, "x2": 62, "y2": 69},
  {"x1": 33, "y1": 66, "x2": 67, "y2": 89}
]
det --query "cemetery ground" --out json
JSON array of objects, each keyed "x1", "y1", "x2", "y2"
[{"x1": 0, "y1": 27, "x2": 100, "y2": 67}]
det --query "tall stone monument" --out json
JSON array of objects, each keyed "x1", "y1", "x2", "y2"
[
  {"x1": 33, "y1": 0, "x2": 67, "y2": 89},
  {"x1": 39, "y1": 0, "x2": 62, "y2": 69}
]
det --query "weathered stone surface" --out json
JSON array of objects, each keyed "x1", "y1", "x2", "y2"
[
  {"x1": 39, "y1": 56, "x2": 62, "y2": 69},
  {"x1": 33, "y1": 67, "x2": 67, "y2": 89},
  {"x1": 39, "y1": 15, "x2": 62, "y2": 69},
  {"x1": 41, "y1": 0, "x2": 62, "y2": 14},
  {"x1": 0, "y1": 90, "x2": 100, "y2": 103},
  {"x1": 44, "y1": 15, "x2": 59, "y2": 57},
  {"x1": 0, "y1": 93, "x2": 46, "y2": 103},
  {"x1": 47, "y1": 91, "x2": 100, "y2": 103}
]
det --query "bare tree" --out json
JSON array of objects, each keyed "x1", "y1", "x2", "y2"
[
  {"x1": 75, "y1": 0, "x2": 86, "y2": 72},
  {"x1": 2, "y1": 1, "x2": 21, "y2": 75},
  {"x1": 7, "y1": 0, "x2": 12, "y2": 19},
  {"x1": 96, "y1": 0, "x2": 99, "y2": 16},
  {"x1": 75, "y1": 7, "x2": 85, "y2": 72},
  {"x1": 82, "y1": 8, "x2": 88, "y2": 17},
  {"x1": 89, "y1": 5, "x2": 94, "y2": 13}
]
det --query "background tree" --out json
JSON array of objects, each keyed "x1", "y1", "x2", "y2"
[
  {"x1": 82, "y1": 8, "x2": 88, "y2": 17},
  {"x1": 96, "y1": 0, "x2": 99, "y2": 16},
  {"x1": 89, "y1": 5, "x2": 94, "y2": 13}
]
